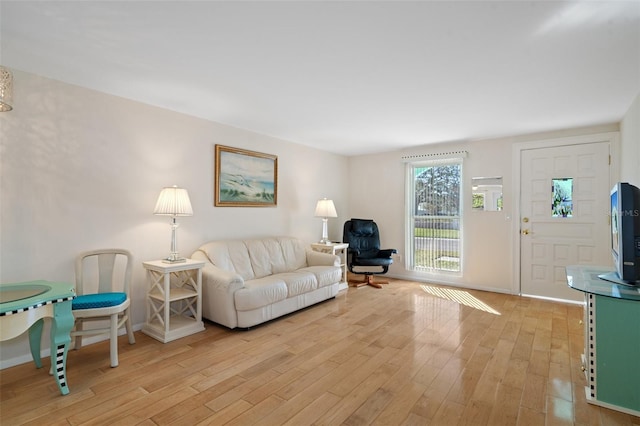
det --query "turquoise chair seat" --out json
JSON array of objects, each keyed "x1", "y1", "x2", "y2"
[{"x1": 72, "y1": 292, "x2": 126, "y2": 310}]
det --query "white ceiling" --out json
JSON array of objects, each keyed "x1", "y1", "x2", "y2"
[{"x1": 2, "y1": 1, "x2": 639, "y2": 156}]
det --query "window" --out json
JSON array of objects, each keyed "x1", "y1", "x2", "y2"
[
  {"x1": 406, "y1": 159, "x2": 462, "y2": 273},
  {"x1": 472, "y1": 193, "x2": 485, "y2": 210},
  {"x1": 472, "y1": 176, "x2": 503, "y2": 211},
  {"x1": 552, "y1": 178, "x2": 573, "y2": 218}
]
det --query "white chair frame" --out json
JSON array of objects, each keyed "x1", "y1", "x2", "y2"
[{"x1": 71, "y1": 249, "x2": 135, "y2": 367}]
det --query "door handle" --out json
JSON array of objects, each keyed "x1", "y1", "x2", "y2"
[{"x1": 522, "y1": 229, "x2": 530, "y2": 235}]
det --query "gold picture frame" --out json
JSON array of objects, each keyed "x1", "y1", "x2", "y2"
[{"x1": 214, "y1": 145, "x2": 278, "y2": 207}]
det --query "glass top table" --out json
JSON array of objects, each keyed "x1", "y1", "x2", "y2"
[
  {"x1": 0, "y1": 280, "x2": 76, "y2": 395},
  {"x1": 0, "y1": 283, "x2": 50, "y2": 304},
  {"x1": 566, "y1": 265, "x2": 640, "y2": 301}
]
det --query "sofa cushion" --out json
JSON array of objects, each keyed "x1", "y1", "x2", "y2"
[
  {"x1": 277, "y1": 271, "x2": 318, "y2": 297},
  {"x1": 245, "y1": 239, "x2": 286, "y2": 278},
  {"x1": 234, "y1": 276, "x2": 287, "y2": 311},
  {"x1": 244, "y1": 237, "x2": 309, "y2": 279},
  {"x1": 299, "y1": 266, "x2": 342, "y2": 288},
  {"x1": 277, "y1": 237, "x2": 308, "y2": 271},
  {"x1": 199, "y1": 240, "x2": 256, "y2": 280}
]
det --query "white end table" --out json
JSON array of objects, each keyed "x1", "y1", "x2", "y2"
[
  {"x1": 311, "y1": 242, "x2": 349, "y2": 291},
  {"x1": 142, "y1": 259, "x2": 205, "y2": 343}
]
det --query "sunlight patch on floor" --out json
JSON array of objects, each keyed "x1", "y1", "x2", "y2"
[{"x1": 420, "y1": 285, "x2": 501, "y2": 315}]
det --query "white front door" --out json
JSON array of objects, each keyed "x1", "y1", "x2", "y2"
[{"x1": 520, "y1": 141, "x2": 611, "y2": 301}]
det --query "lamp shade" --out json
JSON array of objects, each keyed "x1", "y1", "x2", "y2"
[
  {"x1": 314, "y1": 198, "x2": 337, "y2": 218},
  {"x1": 154, "y1": 186, "x2": 193, "y2": 216},
  {"x1": 0, "y1": 66, "x2": 13, "y2": 112}
]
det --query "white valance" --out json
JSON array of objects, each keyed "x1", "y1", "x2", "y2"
[{"x1": 401, "y1": 150, "x2": 468, "y2": 162}]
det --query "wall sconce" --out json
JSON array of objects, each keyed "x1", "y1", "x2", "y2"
[
  {"x1": 154, "y1": 186, "x2": 193, "y2": 263},
  {"x1": 0, "y1": 66, "x2": 14, "y2": 112},
  {"x1": 314, "y1": 198, "x2": 337, "y2": 244}
]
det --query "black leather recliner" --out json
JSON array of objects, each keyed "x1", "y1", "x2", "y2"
[{"x1": 343, "y1": 218, "x2": 397, "y2": 288}]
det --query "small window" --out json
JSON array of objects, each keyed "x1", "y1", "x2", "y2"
[
  {"x1": 472, "y1": 193, "x2": 485, "y2": 210},
  {"x1": 552, "y1": 178, "x2": 573, "y2": 218},
  {"x1": 472, "y1": 176, "x2": 503, "y2": 211}
]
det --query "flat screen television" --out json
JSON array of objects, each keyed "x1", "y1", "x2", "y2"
[{"x1": 605, "y1": 182, "x2": 640, "y2": 285}]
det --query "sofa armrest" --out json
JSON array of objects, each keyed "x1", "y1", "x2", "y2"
[
  {"x1": 306, "y1": 249, "x2": 340, "y2": 267},
  {"x1": 202, "y1": 264, "x2": 244, "y2": 291},
  {"x1": 201, "y1": 263, "x2": 245, "y2": 329},
  {"x1": 193, "y1": 248, "x2": 244, "y2": 291}
]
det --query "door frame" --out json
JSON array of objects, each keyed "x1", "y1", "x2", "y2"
[{"x1": 510, "y1": 131, "x2": 620, "y2": 298}]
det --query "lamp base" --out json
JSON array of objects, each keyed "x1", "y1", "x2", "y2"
[
  {"x1": 162, "y1": 258, "x2": 187, "y2": 264},
  {"x1": 319, "y1": 218, "x2": 331, "y2": 245},
  {"x1": 162, "y1": 253, "x2": 187, "y2": 263}
]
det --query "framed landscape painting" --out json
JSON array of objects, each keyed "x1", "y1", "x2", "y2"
[{"x1": 215, "y1": 145, "x2": 278, "y2": 207}]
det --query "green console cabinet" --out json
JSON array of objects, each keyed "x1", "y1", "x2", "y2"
[{"x1": 566, "y1": 266, "x2": 640, "y2": 416}]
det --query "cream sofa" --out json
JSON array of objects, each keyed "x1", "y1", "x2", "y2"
[{"x1": 191, "y1": 237, "x2": 342, "y2": 329}]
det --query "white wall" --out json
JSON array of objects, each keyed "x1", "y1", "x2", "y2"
[
  {"x1": 347, "y1": 139, "x2": 515, "y2": 293},
  {"x1": 620, "y1": 92, "x2": 640, "y2": 185},
  {"x1": 347, "y1": 123, "x2": 623, "y2": 295},
  {"x1": 0, "y1": 70, "x2": 349, "y2": 367},
  {"x1": 3, "y1": 70, "x2": 637, "y2": 368}
]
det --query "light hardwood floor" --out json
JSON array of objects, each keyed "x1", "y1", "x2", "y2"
[{"x1": 1, "y1": 279, "x2": 639, "y2": 426}]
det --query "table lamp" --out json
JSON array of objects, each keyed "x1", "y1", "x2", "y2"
[
  {"x1": 315, "y1": 198, "x2": 337, "y2": 244},
  {"x1": 154, "y1": 185, "x2": 193, "y2": 263}
]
